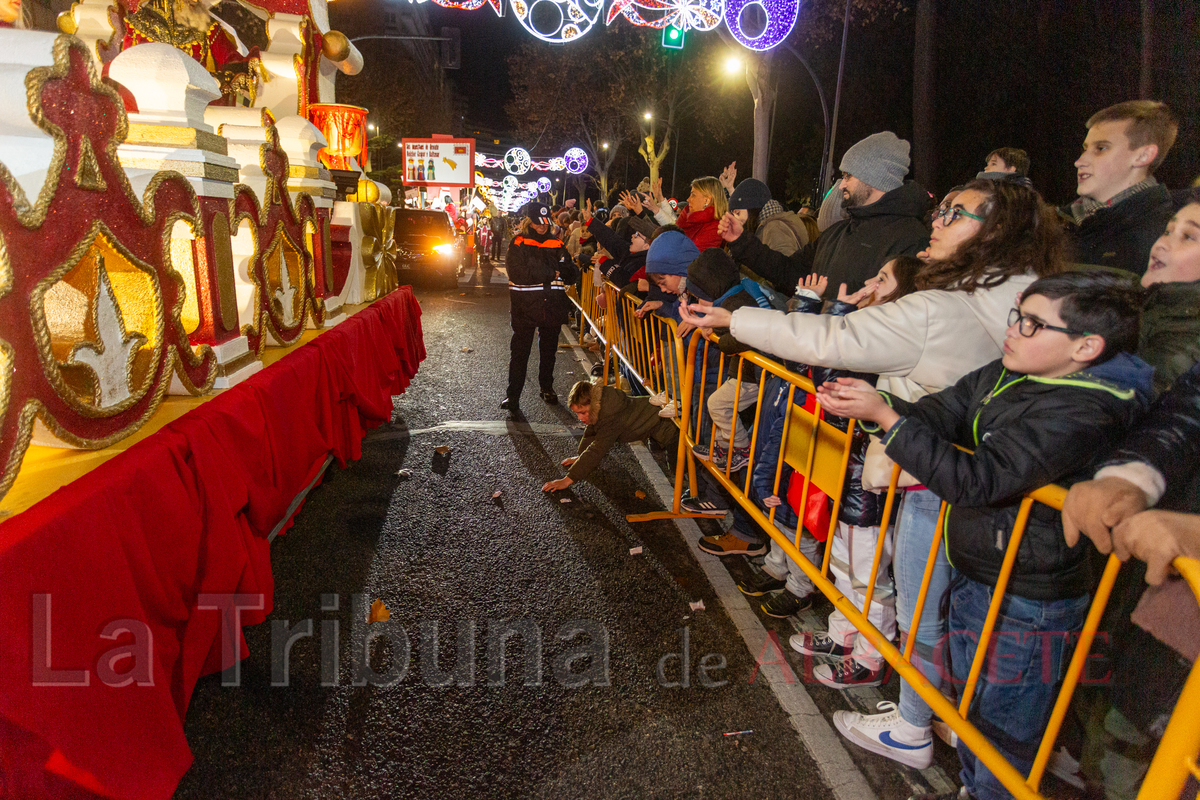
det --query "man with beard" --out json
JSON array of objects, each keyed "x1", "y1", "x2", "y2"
[{"x1": 717, "y1": 132, "x2": 932, "y2": 301}]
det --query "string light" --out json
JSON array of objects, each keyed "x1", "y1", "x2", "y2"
[
  {"x1": 606, "y1": 0, "x2": 723, "y2": 34},
  {"x1": 504, "y1": 147, "x2": 532, "y2": 175}
]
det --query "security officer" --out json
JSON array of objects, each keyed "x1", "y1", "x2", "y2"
[{"x1": 501, "y1": 203, "x2": 580, "y2": 412}]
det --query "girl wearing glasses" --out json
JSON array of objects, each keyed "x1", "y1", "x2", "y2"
[{"x1": 679, "y1": 178, "x2": 1069, "y2": 769}]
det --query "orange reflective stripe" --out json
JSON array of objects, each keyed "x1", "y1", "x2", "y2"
[{"x1": 512, "y1": 236, "x2": 564, "y2": 249}]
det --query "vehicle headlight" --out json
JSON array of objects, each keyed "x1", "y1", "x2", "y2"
[{"x1": 433, "y1": 243, "x2": 456, "y2": 256}]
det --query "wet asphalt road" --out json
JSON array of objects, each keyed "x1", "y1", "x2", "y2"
[{"x1": 171, "y1": 263, "x2": 977, "y2": 800}]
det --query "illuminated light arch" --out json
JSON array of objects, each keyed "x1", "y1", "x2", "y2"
[
  {"x1": 606, "y1": 0, "x2": 723, "y2": 32},
  {"x1": 512, "y1": 0, "x2": 604, "y2": 43},
  {"x1": 723, "y1": 0, "x2": 799, "y2": 51},
  {"x1": 564, "y1": 147, "x2": 589, "y2": 174}
]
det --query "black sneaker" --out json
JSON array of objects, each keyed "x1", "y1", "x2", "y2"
[
  {"x1": 499, "y1": 397, "x2": 520, "y2": 412},
  {"x1": 736, "y1": 573, "x2": 787, "y2": 597},
  {"x1": 540, "y1": 389, "x2": 559, "y2": 405},
  {"x1": 679, "y1": 495, "x2": 728, "y2": 515},
  {"x1": 590, "y1": 364, "x2": 604, "y2": 377},
  {"x1": 814, "y1": 658, "x2": 884, "y2": 688},
  {"x1": 788, "y1": 630, "x2": 851, "y2": 657},
  {"x1": 760, "y1": 590, "x2": 812, "y2": 618}
]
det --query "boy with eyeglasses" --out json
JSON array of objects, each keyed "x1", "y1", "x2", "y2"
[{"x1": 815, "y1": 271, "x2": 1152, "y2": 800}]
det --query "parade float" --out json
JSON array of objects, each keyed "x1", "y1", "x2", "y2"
[{"x1": 0, "y1": 0, "x2": 427, "y2": 796}]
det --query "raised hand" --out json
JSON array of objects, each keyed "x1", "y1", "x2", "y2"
[
  {"x1": 717, "y1": 211, "x2": 744, "y2": 243},
  {"x1": 802, "y1": 273, "x2": 829, "y2": 297},
  {"x1": 838, "y1": 281, "x2": 878, "y2": 307},
  {"x1": 619, "y1": 190, "x2": 643, "y2": 216},
  {"x1": 582, "y1": 198, "x2": 595, "y2": 225},
  {"x1": 652, "y1": 176, "x2": 665, "y2": 204},
  {"x1": 815, "y1": 377, "x2": 896, "y2": 428},
  {"x1": 678, "y1": 303, "x2": 733, "y2": 329},
  {"x1": 719, "y1": 161, "x2": 737, "y2": 195}
]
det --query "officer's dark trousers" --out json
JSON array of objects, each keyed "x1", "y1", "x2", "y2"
[{"x1": 506, "y1": 319, "x2": 559, "y2": 401}]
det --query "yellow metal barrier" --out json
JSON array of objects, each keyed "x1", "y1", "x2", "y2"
[{"x1": 562, "y1": 284, "x2": 1200, "y2": 800}]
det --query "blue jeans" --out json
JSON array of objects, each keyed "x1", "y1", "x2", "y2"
[
  {"x1": 893, "y1": 488, "x2": 954, "y2": 728},
  {"x1": 948, "y1": 577, "x2": 1089, "y2": 800}
]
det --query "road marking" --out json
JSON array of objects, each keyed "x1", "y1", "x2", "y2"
[
  {"x1": 367, "y1": 420, "x2": 578, "y2": 439},
  {"x1": 562, "y1": 323, "x2": 878, "y2": 800}
]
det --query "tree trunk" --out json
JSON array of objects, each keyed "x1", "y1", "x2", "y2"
[
  {"x1": 912, "y1": 0, "x2": 936, "y2": 190},
  {"x1": 745, "y1": 54, "x2": 774, "y2": 182},
  {"x1": 1139, "y1": 0, "x2": 1153, "y2": 98},
  {"x1": 639, "y1": 132, "x2": 669, "y2": 188}
]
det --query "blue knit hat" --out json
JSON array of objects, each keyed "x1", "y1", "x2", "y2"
[{"x1": 645, "y1": 231, "x2": 700, "y2": 276}]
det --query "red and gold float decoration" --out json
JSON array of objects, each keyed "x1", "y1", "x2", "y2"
[
  {"x1": 308, "y1": 102, "x2": 368, "y2": 171},
  {"x1": 0, "y1": 35, "x2": 217, "y2": 500}
]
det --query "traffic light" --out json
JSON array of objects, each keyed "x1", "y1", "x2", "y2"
[{"x1": 662, "y1": 23, "x2": 684, "y2": 49}]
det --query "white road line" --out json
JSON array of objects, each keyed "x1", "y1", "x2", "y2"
[{"x1": 562, "y1": 323, "x2": 879, "y2": 800}]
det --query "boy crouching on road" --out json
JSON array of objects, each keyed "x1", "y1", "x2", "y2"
[
  {"x1": 816, "y1": 271, "x2": 1152, "y2": 800},
  {"x1": 542, "y1": 379, "x2": 680, "y2": 493}
]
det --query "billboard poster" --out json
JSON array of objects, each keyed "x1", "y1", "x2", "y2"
[{"x1": 401, "y1": 138, "x2": 475, "y2": 188}]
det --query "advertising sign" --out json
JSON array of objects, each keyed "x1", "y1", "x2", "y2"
[{"x1": 401, "y1": 138, "x2": 475, "y2": 188}]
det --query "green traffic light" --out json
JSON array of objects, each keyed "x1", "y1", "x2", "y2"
[{"x1": 662, "y1": 24, "x2": 684, "y2": 49}]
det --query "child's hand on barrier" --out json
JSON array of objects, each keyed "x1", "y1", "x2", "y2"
[
  {"x1": 678, "y1": 303, "x2": 732, "y2": 329},
  {"x1": 815, "y1": 377, "x2": 899, "y2": 430},
  {"x1": 762, "y1": 495, "x2": 782, "y2": 508},
  {"x1": 635, "y1": 300, "x2": 662, "y2": 319}
]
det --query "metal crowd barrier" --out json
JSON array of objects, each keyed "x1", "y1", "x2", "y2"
[{"x1": 564, "y1": 279, "x2": 1200, "y2": 799}]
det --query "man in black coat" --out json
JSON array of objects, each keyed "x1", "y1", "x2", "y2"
[{"x1": 717, "y1": 132, "x2": 931, "y2": 301}]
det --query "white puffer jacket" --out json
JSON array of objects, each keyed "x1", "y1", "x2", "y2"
[{"x1": 730, "y1": 273, "x2": 1036, "y2": 487}]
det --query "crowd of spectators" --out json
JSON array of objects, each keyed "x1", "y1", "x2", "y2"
[{"x1": 518, "y1": 98, "x2": 1197, "y2": 800}]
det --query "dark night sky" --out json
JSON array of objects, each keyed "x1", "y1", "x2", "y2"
[{"x1": 398, "y1": 1, "x2": 1199, "y2": 206}]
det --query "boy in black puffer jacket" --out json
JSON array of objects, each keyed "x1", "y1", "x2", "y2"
[{"x1": 818, "y1": 271, "x2": 1152, "y2": 800}]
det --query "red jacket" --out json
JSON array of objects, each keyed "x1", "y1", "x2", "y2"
[{"x1": 675, "y1": 205, "x2": 724, "y2": 251}]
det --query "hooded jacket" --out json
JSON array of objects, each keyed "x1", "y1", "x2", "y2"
[
  {"x1": 756, "y1": 200, "x2": 811, "y2": 258},
  {"x1": 505, "y1": 227, "x2": 580, "y2": 327},
  {"x1": 729, "y1": 180, "x2": 931, "y2": 301},
  {"x1": 566, "y1": 384, "x2": 675, "y2": 482},
  {"x1": 878, "y1": 353, "x2": 1153, "y2": 601},
  {"x1": 1138, "y1": 277, "x2": 1200, "y2": 398},
  {"x1": 586, "y1": 216, "x2": 647, "y2": 287},
  {"x1": 1060, "y1": 183, "x2": 1174, "y2": 276}
]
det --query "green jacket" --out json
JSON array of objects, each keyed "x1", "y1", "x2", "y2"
[
  {"x1": 1139, "y1": 279, "x2": 1200, "y2": 398},
  {"x1": 567, "y1": 384, "x2": 665, "y2": 482}
]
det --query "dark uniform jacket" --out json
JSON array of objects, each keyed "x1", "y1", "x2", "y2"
[
  {"x1": 728, "y1": 181, "x2": 931, "y2": 300},
  {"x1": 1060, "y1": 184, "x2": 1174, "y2": 277},
  {"x1": 505, "y1": 228, "x2": 580, "y2": 327},
  {"x1": 878, "y1": 354, "x2": 1153, "y2": 601}
]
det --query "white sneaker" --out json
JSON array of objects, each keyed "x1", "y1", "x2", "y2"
[
  {"x1": 658, "y1": 401, "x2": 677, "y2": 418},
  {"x1": 832, "y1": 701, "x2": 933, "y2": 769},
  {"x1": 648, "y1": 391, "x2": 668, "y2": 407},
  {"x1": 583, "y1": 332, "x2": 598, "y2": 344},
  {"x1": 932, "y1": 718, "x2": 959, "y2": 749}
]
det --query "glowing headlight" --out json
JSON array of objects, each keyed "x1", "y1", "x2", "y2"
[{"x1": 433, "y1": 243, "x2": 456, "y2": 256}]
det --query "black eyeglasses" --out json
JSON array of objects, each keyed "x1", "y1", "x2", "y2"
[
  {"x1": 935, "y1": 205, "x2": 985, "y2": 227},
  {"x1": 1007, "y1": 308, "x2": 1092, "y2": 337}
]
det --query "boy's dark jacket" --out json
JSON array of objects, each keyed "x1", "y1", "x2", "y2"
[
  {"x1": 1060, "y1": 184, "x2": 1173, "y2": 277},
  {"x1": 1139, "y1": 278, "x2": 1200, "y2": 398},
  {"x1": 877, "y1": 353, "x2": 1153, "y2": 601},
  {"x1": 505, "y1": 228, "x2": 581, "y2": 327},
  {"x1": 566, "y1": 384, "x2": 669, "y2": 483}
]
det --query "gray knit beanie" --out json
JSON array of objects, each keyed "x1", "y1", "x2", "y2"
[{"x1": 839, "y1": 131, "x2": 911, "y2": 193}]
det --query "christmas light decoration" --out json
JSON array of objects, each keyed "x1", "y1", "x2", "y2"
[
  {"x1": 722, "y1": 0, "x2": 799, "y2": 51},
  {"x1": 606, "y1": 0, "x2": 722, "y2": 33},
  {"x1": 503, "y1": 146, "x2": 532, "y2": 175},
  {"x1": 511, "y1": 0, "x2": 604, "y2": 44},
  {"x1": 564, "y1": 147, "x2": 589, "y2": 174},
  {"x1": 429, "y1": 0, "x2": 503, "y2": 14},
  {"x1": 537, "y1": 177, "x2": 552, "y2": 192}
]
